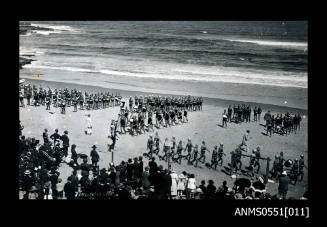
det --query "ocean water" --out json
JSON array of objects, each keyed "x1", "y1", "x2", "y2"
[{"x1": 19, "y1": 21, "x2": 308, "y2": 88}]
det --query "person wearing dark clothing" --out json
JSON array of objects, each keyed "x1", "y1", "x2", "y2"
[
  {"x1": 278, "y1": 171, "x2": 290, "y2": 200},
  {"x1": 108, "y1": 168, "x2": 116, "y2": 184},
  {"x1": 126, "y1": 159, "x2": 134, "y2": 182},
  {"x1": 148, "y1": 157, "x2": 158, "y2": 183},
  {"x1": 253, "y1": 106, "x2": 258, "y2": 122},
  {"x1": 50, "y1": 129, "x2": 60, "y2": 144},
  {"x1": 138, "y1": 156, "x2": 144, "y2": 178},
  {"x1": 60, "y1": 131, "x2": 69, "y2": 157},
  {"x1": 132, "y1": 158, "x2": 140, "y2": 180},
  {"x1": 162, "y1": 170, "x2": 172, "y2": 199},
  {"x1": 70, "y1": 144, "x2": 78, "y2": 167},
  {"x1": 54, "y1": 143, "x2": 62, "y2": 167},
  {"x1": 70, "y1": 170, "x2": 79, "y2": 189},
  {"x1": 49, "y1": 168, "x2": 60, "y2": 200},
  {"x1": 90, "y1": 145, "x2": 99, "y2": 167},
  {"x1": 291, "y1": 159, "x2": 299, "y2": 185},
  {"x1": 257, "y1": 107, "x2": 262, "y2": 121},
  {"x1": 227, "y1": 105, "x2": 233, "y2": 122},
  {"x1": 217, "y1": 143, "x2": 225, "y2": 166},
  {"x1": 80, "y1": 158, "x2": 90, "y2": 172},
  {"x1": 210, "y1": 146, "x2": 218, "y2": 170},
  {"x1": 206, "y1": 180, "x2": 217, "y2": 200},
  {"x1": 45, "y1": 95, "x2": 51, "y2": 110},
  {"x1": 21, "y1": 170, "x2": 35, "y2": 199},
  {"x1": 79, "y1": 175, "x2": 91, "y2": 193},
  {"x1": 198, "y1": 141, "x2": 209, "y2": 163},
  {"x1": 142, "y1": 167, "x2": 151, "y2": 189},
  {"x1": 266, "y1": 119, "x2": 273, "y2": 137},
  {"x1": 298, "y1": 155, "x2": 305, "y2": 181},
  {"x1": 254, "y1": 147, "x2": 261, "y2": 173},
  {"x1": 43, "y1": 129, "x2": 49, "y2": 144},
  {"x1": 64, "y1": 176, "x2": 77, "y2": 200},
  {"x1": 199, "y1": 180, "x2": 207, "y2": 198}
]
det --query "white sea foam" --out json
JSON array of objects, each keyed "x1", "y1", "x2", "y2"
[
  {"x1": 30, "y1": 23, "x2": 80, "y2": 36},
  {"x1": 226, "y1": 38, "x2": 307, "y2": 49},
  {"x1": 19, "y1": 48, "x2": 44, "y2": 56},
  {"x1": 24, "y1": 63, "x2": 308, "y2": 88}
]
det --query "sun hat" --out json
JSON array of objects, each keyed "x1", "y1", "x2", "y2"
[
  {"x1": 282, "y1": 171, "x2": 287, "y2": 175},
  {"x1": 24, "y1": 169, "x2": 31, "y2": 175}
]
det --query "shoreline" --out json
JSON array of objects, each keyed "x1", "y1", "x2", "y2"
[{"x1": 21, "y1": 77, "x2": 308, "y2": 114}]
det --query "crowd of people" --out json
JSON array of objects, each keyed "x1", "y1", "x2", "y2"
[
  {"x1": 18, "y1": 83, "x2": 307, "y2": 200},
  {"x1": 18, "y1": 120, "x2": 307, "y2": 200},
  {"x1": 19, "y1": 83, "x2": 122, "y2": 113},
  {"x1": 108, "y1": 95, "x2": 203, "y2": 136},
  {"x1": 221, "y1": 104, "x2": 263, "y2": 127},
  {"x1": 263, "y1": 110, "x2": 302, "y2": 137}
]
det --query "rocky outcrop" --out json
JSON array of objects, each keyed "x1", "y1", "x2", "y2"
[
  {"x1": 20, "y1": 21, "x2": 54, "y2": 35},
  {"x1": 20, "y1": 56, "x2": 35, "y2": 69}
]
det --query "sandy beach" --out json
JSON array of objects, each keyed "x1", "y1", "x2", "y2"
[{"x1": 19, "y1": 78, "x2": 308, "y2": 198}]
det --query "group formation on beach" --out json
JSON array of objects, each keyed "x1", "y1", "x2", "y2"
[
  {"x1": 221, "y1": 104, "x2": 263, "y2": 127},
  {"x1": 263, "y1": 110, "x2": 302, "y2": 137},
  {"x1": 19, "y1": 82, "x2": 306, "y2": 200},
  {"x1": 106, "y1": 95, "x2": 202, "y2": 137},
  {"x1": 19, "y1": 83, "x2": 122, "y2": 112},
  {"x1": 221, "y1": 103, "x2": 303, "y2": 138}
]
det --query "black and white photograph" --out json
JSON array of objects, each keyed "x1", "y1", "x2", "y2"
[{"x1": 18, "y1": 21, "x2": 308, "y2": 201}]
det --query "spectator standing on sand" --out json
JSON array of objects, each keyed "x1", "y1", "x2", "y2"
[
  {"x1": 85, "y1": 114, "x2": 92, "y2": 135},
  {"x1": 186, "y1": 174, "x2": 196, "y2": 199},
  {"x1": 19, "y1": 120, "x2": 24, "y2": 137},
  {"x1": 20, "y1": 91, "x2": 25, "y2": 107},
  {"x1": 43, "y1": 129, "x2": 49, "y2": 144},
  {"x1": 222, "y1": 110, "x2": 228, "y2": 128},
  {"x1": 60, "y1": 130, "x2": 69, "y2": 157},
  {"x1": 298, "y1": 155, "x2": 306, "y2": 182},
  {"x1": 227, "y1": 105, "x2": 233, "y2": 122},
  {"x1": 170, "y1": 170, "x2": 178, "y2": 199},
  {"x1": 177, "y1": 172, "x2": 186, "y2": 197},
  {"x1": 241, "y1": 130, "x2": 250, "y2": 152},
  {"x1": 278, "y1": 171, "x2": 290, "y2": 200},
  {"x1": 257, "y1": 106, "x2": 262, "y2": 122},
  {"x1": 50, "y1": 129, "x2": 60, "y2": 144},
  {"x1": 253, "y1": 106, "x2": 258, "y2": 122},
  {"x1": 90, "y1": 145, "x2": 99, "y2": 168}
]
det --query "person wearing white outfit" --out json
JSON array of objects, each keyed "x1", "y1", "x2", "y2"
[
  {"x1": 177, "y1": 172, "x2": 186, "y2": 197},
  {"x1": 170, "y1": 170, "x2": 178, "y2": 198},
  {"x1": 186, "y1": 174, "x2": 196, "y2": 199},
  {"x1": 86, "y1": 114, "x2": 92, "y2": 135}
]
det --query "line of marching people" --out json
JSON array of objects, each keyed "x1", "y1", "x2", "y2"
[
  {"x1": 144, "y1": 132, "x2": 227, "y2": 170},
  {"x1": 19, "y1": 83, "x2": 122, "y2": 113}
]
